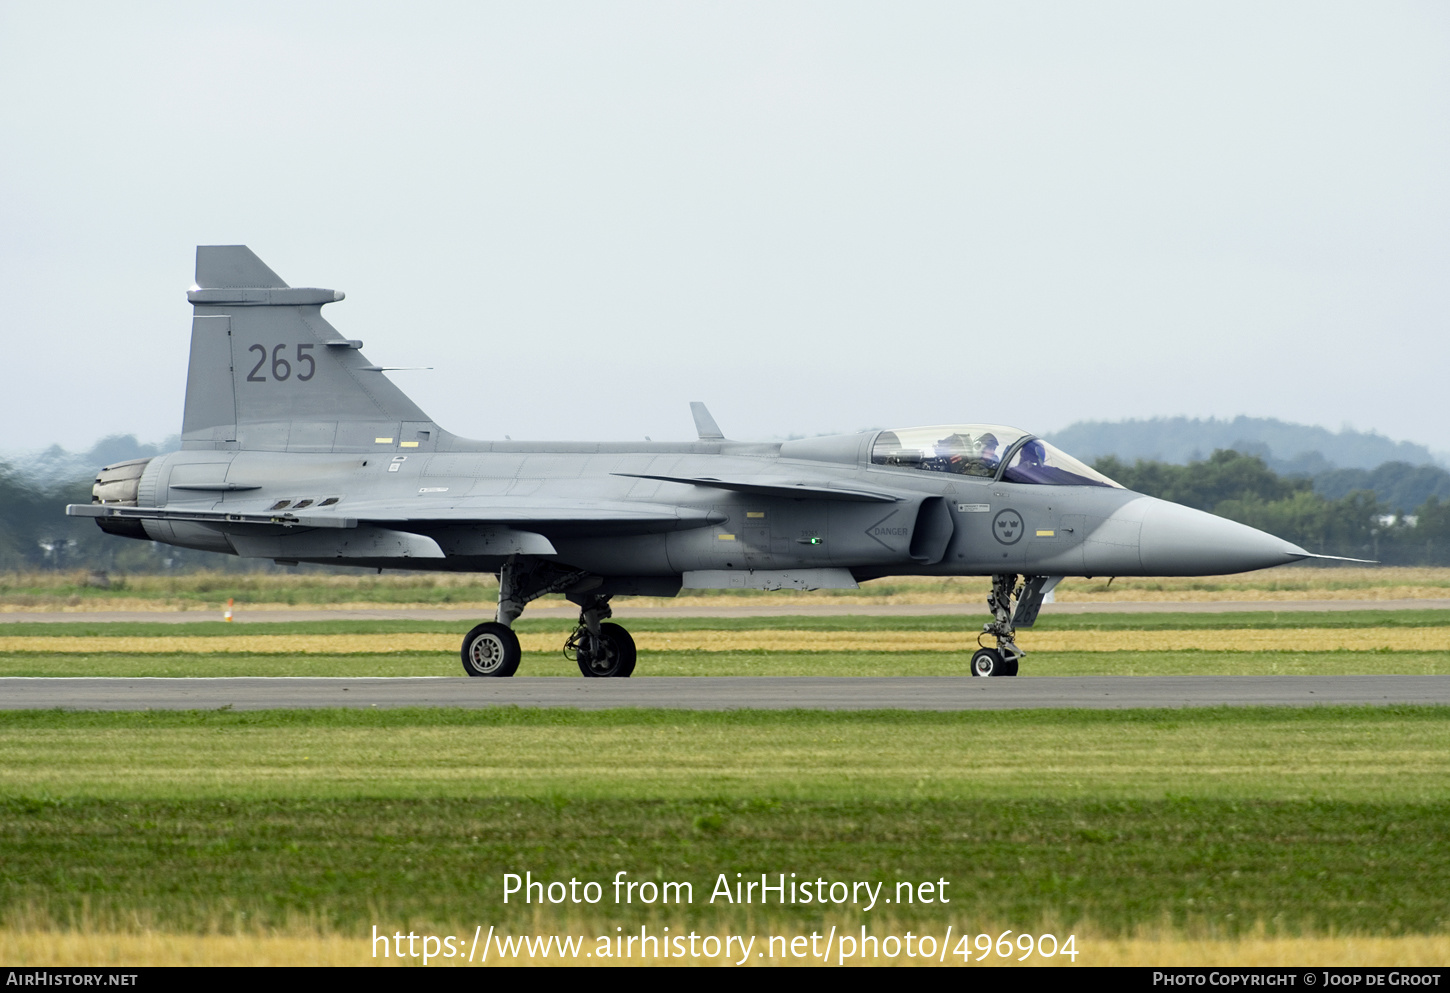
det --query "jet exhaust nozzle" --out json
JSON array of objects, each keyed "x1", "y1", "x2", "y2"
[{"x1": 90, "y1": 459, "x2": 153, "y2": 540}]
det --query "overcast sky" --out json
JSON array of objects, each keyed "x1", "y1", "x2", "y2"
[{"x1": 2, "y1": 2, "x2": 1447, "y2": 454}]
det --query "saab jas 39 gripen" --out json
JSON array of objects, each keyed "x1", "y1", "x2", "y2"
[{"x1": 70, "y1": 246, "x2": 1343, "y2": 678}]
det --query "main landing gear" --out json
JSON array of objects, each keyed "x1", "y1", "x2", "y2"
[
  {"x1": 972, "y1": 573, "x2": 1060, "y2": 677},
  {"x1": 459, "y1": 557, "x2": 637, "y2": 678},
  {"x1": 564, "y1": 596, "x2": 636, "y2": 678},
  {"x1": 462, "y1": 621, "x2": 522, "y2": 677}
]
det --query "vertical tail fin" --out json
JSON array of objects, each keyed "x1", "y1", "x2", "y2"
[{"x1": 181, "y1": 246, "x2": 439, "y2": 453}]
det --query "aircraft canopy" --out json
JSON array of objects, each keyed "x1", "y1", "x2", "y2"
[{"x1": 869, "y1": 425, "x2": 1122, "y2": 488}]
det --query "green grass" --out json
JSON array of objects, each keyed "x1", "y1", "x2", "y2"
[
  {"x1": 7, "y1": 609, "x2": 1450, "y2": 637},
  {"x1": 4, "y1": 706, "x2": 1448, "y2": 803},
  {"x1": 7, "y1": 607, "x2": 1449, "y2": 946},
  {"x1": 6, "y1": 796, "x2": 1447, "y2": 937},
  {"x1": 2, "y1": 649, "x2": 1447, "y2": 678},
  {"x1": 8, "y1": 704, "x2": 1450, "y2": 805},
  {"x1": 2, "y1": 707, "x2": 1448, "y2": 936}
]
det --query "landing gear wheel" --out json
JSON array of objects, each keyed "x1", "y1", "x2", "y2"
[
  {"x1": 461, "y1": 622, "x2": 521, "y2": 677},
  {"x1": 971, "y1": 647, "x2": 1017, "y2": 677},
  {"x1": 576, "y1": 622, "x2": 636, "y2": 678}
]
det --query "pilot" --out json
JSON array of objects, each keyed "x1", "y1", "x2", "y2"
[
  {"x1": 956, "y1": 433, "x2": 999, "y2": 477},
  {"x1": 974, "y1": 433, "x2": 1000, "y2": 474},
  {"x1": 1013, "y1": 439, "x2": 1085, "y2": 484},
  {"x1": 1009, "y1": 439, "x2": 1048, "y2": 482},
  {"x1": 930, "y1": 433, "x2": 971, "y2": 472}
]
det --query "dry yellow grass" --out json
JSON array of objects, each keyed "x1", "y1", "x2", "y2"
[
  {"x1": 0, "y1": 598, "x2": 476, "y2": 614},
  {"x1": 9, "y1": 628, "x2": 1450, "y2": 654},
  {"x1": 0, "y1": 930, "x2": 380, "y2": 967},
  {"x1": 7, "y1": 567, "x2": 1450, "y2": 613},
  {"x1": 4, "y1": 928, "x2": 1447, "y2": 966}
]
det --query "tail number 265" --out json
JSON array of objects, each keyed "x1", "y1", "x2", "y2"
[{"x1": 246, "y1": 343, "x2": 316, "y2": 382}]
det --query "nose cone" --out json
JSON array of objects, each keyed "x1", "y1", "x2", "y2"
[{"x1": 1137, "y1": 497, "x2": 1308, "y2": 576}]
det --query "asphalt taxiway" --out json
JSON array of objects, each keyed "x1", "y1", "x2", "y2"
[{"x1": 3, "y1": 675, "x2": 1447, "y2": 711}]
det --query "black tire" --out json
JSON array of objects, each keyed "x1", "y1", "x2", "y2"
[
  {"x1": 971, "y1": 647, "x2": 1004, "y2": 677},
  {"x1": 576, "y1": 622, "x2": 636, "y2": 678},
  {"x1": 461, "y1": 622, "x2": 521, "y2": 677}
]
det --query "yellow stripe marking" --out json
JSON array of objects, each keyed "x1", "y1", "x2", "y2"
[
  {"x1": 400, "y1": 441, "x2": 419, "y2": 448},
  {"x1": 6, "y1": 628, "x2": 1450, "y2": 654},
  {"x1": 374, "y1": 438, "x2": 393, "y2": 444}
]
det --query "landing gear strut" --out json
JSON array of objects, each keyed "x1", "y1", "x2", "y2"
[
  {"x1": 565, "y1": 594, "x2": 636, "y2": 678},
  {"x1": 974, "y1": 574, "x2": 1023, "y2": 677},
  {"x1": 458, "y1": 556, "x2": 638, "y2": 678},
  {"x1": 973, "y1": 574, "x2": 1061, "y2": 677}
]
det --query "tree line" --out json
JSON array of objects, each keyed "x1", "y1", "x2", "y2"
[
  {"x1": 1094, "y1": 450, "x2": 1450, "y2": 565},
  {"x1": 0, "y1": 463, "x2": 262, "y2": 573}
]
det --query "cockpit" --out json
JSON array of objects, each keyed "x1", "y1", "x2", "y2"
[{"x1": 869, "y1": 424, "x2": 1122, "y2": 488}]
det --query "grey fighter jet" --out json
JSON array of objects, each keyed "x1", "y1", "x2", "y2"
[{"x1": 69, "y1": 246, "x2": 1342, "y2": 678}]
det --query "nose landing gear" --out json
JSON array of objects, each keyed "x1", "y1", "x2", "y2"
[
  {"x1": 975, "y1": 573, "x2": 1025, "y2": 677},
  {"x1": 974, "y1": 573, "x2": 1060, "y2": 677},
  {"x1": 970, "y1": 645, "x2": 1017, "y2": 677}
]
